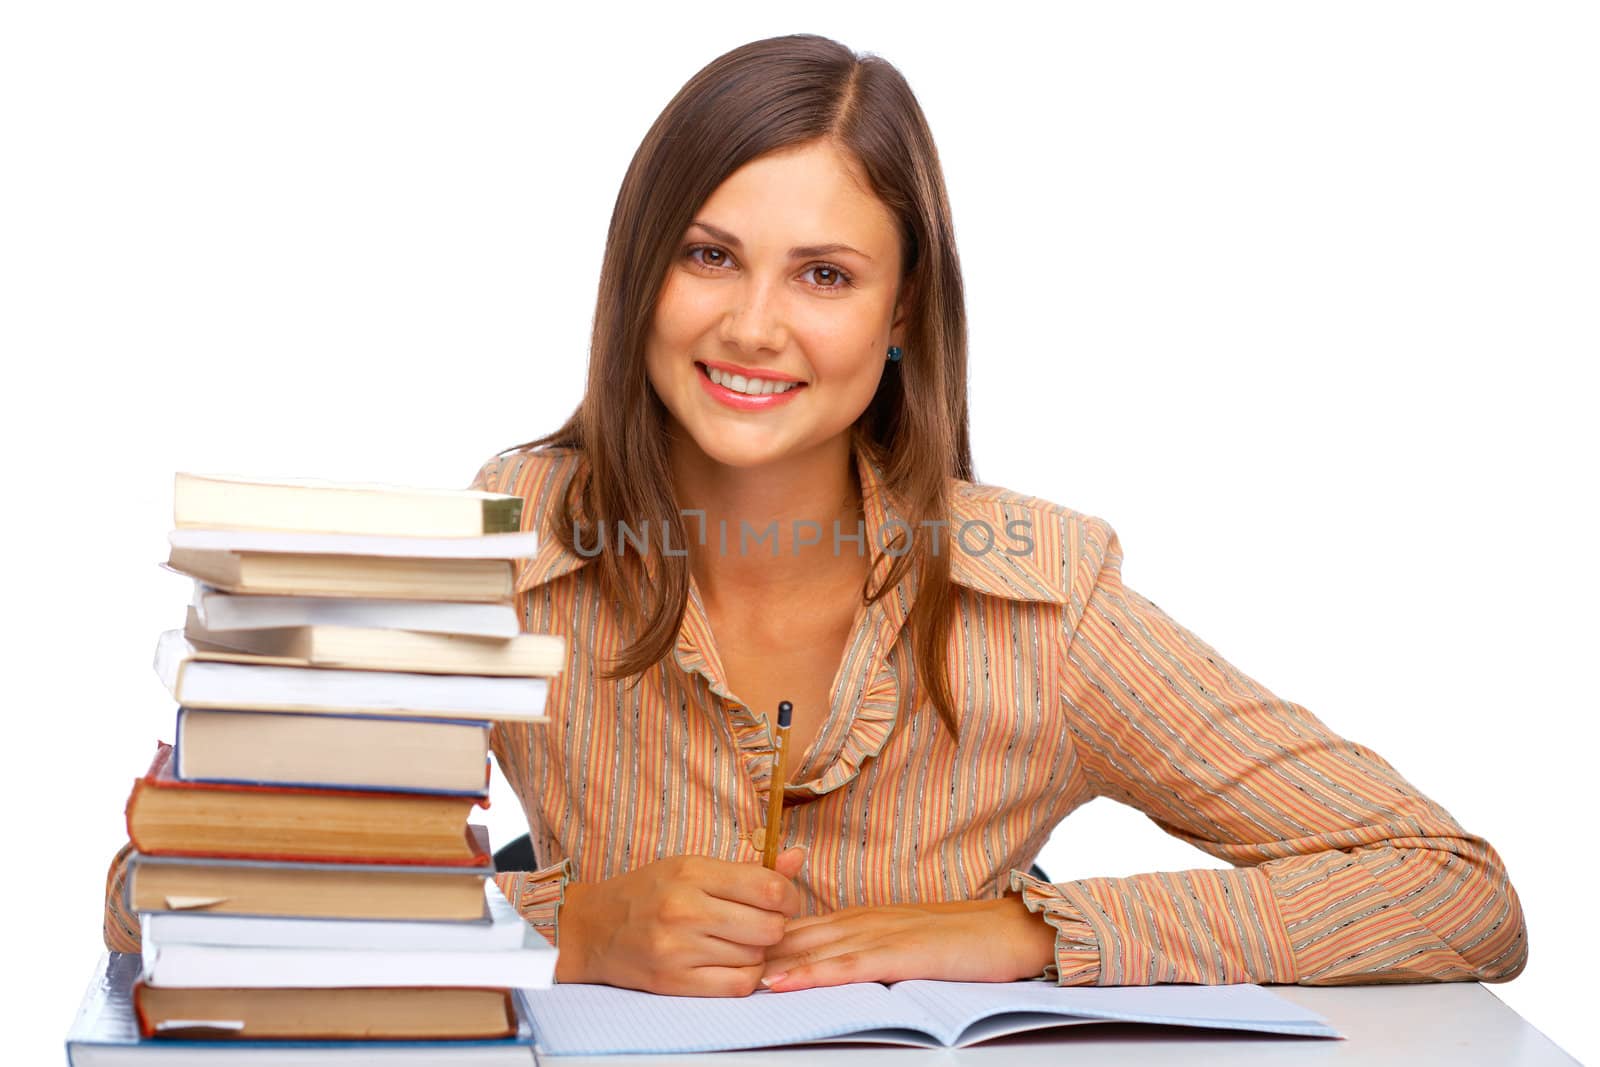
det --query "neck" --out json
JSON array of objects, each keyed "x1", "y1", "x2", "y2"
[{"x1": 667, "y1": 432, "x2": 867, "y2": 608}]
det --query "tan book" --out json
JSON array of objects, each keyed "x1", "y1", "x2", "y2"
[
  {"x1": 128, "y1": 852, "x2": 492, "y2": 921},
  {"x1": 135, "y1": 984, "x2": 516, "y2": 1040},
  {"x1": 166, "y1": 546, "x2": 514, "y2": 601},
  {"x1": 174, "y1": 707, "x2": 491, "y2": 793},
  {"x1": 126, "y1": 743, "x2": 486, "y2": 864},
  {"x1": 173, "y1": 472, "x2": 523, "y2": 537},
  {"x1": 184, "y1": 606, "x2": 564, "y2": 677}
]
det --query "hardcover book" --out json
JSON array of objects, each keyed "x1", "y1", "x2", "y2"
[
  {"x1": 126, "y1": 742, "x2": 490, "y2": 864},
  {"x1": 183, "y1": 606, "x2": 564, "y2": 677},
  {"x1": 154, "y1": 630, "x2": 550, "y2": 721},
  {"x1": 127, "y1": 846, "x2": 493, "y2": 922},
  {"x1": 67, "y1": 954, "x2": 537, "y2": 1063},
  {"x1": 164, "y1": 548, "x2": 515, "y2": 601},
  {"x1": 173, "y1": 708, "x2": 492, "y2": 795},
  {"x1": 140, "y1": 881, "x2": 557, "y2": 990},
  {"x1": 191, "y1": 584, "x2": 522, "y2": 637},
  {"x1": 172, "y1": 472, "x2": 523, "y2": 537}
]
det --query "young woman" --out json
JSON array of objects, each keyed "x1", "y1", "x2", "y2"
[{"x1": 104, "y1": 33, "x2": 1529, "y2": 998}]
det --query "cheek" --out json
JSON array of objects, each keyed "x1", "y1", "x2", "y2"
[
  {"x1": 652, "y1": 271, "x2": 722, "y2": 346},
  {"x1": 800, "y1": 315, "x2": 889, "y2": 389}
]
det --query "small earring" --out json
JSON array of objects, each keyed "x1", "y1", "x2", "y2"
[{"x1": 886, "y1": 346, "x2": 903, "y2": 362}]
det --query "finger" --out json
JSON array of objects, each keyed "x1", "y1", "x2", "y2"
[
  {"x1": 695, "y1": 933, "x2": 769, "y2": 968},
  {"x1": 766, "y1": 944, "x2": 918, "y2": 993},
  {"x1": 694, "y1": 893, "x2": 789, "y2": 947},
  {"x1": 764, "y1": 915, "x2": 876, "y2": 972},
  {"x1": 705, "y1": 861, "x2": 804, "y2": 916},
  {"x1": 773, "y1": 846, "x2": 807, "y2": 880},
  {"x1": 659, "y1": 964, "x2": 765, "y2": 998}
]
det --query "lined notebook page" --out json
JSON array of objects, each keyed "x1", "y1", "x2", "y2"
[
  {"x1": 893, "y1": 980, "x2": 1342, "y2": 1044},
  {"x1": 521, "y1": 983, "x2": 933, "y2": 1054},
  {"x1": 519, "y1": 980, "x2": 1341, "y2": 1054}
]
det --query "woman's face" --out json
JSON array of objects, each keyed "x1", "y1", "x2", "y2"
[{"x1": 645, "y1": 139, "x2": 908, "y2": 470}]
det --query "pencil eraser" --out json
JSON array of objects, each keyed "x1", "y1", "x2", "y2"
[{"x1": 777, "y1": 700, "x2": 792, "y2": 728}]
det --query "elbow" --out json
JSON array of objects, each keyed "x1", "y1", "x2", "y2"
[
  {"x1": 102, "y1": 842, "x2": 142, "y2": 955},
  {"x1": 1419, "y1": 838, "x2": 1530, "y2": 984},
  {"x1": 1461, "y1": 870, "x2": 1529, "y2": 983}
]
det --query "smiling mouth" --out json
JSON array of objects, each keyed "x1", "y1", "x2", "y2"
[{"x1": 695, "y1": 361, "x2": 807, "y2": 397}]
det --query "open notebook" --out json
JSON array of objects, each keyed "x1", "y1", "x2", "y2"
[{"x1": 519, "y1": 978, "x2": 1343, "y2": 1053}]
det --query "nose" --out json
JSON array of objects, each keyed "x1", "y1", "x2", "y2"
[{"x1": 718, "y1": 272, "x2": 789, "y2": 355}]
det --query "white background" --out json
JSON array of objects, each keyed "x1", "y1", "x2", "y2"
[{"x1": 4, "y1": 2, "x2": 1595, "y2": 1063}]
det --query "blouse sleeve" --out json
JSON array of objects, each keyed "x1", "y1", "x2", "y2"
[
  {"x1": 103, "y1": 841, "x2": 141, "y2": 953},
  {"x1": 492, "y1": 862, "x2": 573, "y2": 949},
  {"x1": 1017, "y1": 518, "x2": 1529, "y2": 986}
]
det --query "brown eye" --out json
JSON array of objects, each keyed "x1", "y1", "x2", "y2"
[
  {"x1": 687, "y1": 245, "x2": 728, "y2": 268},
  {"x1": 804, "y1": 264, "x2": 853, "y2": 291}
]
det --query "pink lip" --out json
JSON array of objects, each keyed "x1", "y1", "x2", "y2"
[{"x1": 694, "y1": 361, "x2": 806, "y2": 411}]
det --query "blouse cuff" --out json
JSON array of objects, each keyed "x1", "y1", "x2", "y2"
[
  {"x1": 493, "y1": 858, "x2": 573, "y2": 951},
  {"x1": 1009, "y1": 868, "x2": 1102, "y2": 985}
]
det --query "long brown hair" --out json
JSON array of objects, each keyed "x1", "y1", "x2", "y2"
[{"x1": 515, "y1": 34, "x2": 973, "y2": 734}]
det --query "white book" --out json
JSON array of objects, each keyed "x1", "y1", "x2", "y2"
[
  {"x1": 142, "y1": 882, "x2": 528, "y2": 952},
  {"x1": 154, "y1": 630, "x2": 549, "y2": 722},
  {"x1": 141, "y1": 884, "x2": 557, "y2": 989},
  {"x1": 191, "y1": 583, "x2": 522, "y2": 637},
  {"x1": 169, "y1": 527, "x2": 541, "y2": 559}
]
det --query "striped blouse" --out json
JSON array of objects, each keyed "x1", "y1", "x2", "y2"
[
  {"x1": 472, "y1": 444, "x2": 1527, "y2": 986},
  {"x1": 104, "y1": 443, "x2": 1529, "y2": 987}
]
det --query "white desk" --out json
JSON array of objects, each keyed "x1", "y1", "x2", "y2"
[{"x1": 537, "y1": 983, "x2": 1577, "y2": 1065}]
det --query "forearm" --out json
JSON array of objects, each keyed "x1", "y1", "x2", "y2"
[
  {"x1": 1051, "y1": 519, "x2": 1529, "y2": 987},
  {"x1": 1012, "y1": 833, "x2": 1528, "y2": 986}
]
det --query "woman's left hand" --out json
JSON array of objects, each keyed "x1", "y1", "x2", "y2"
[{"x1": 760, "y1": 893, "x2": 1057, "y2": 992}]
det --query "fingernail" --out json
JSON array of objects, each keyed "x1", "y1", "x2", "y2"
[{"x1": 761, "y1": 973, "x2": 788, "y2": 988}]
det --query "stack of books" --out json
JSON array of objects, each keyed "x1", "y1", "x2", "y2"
[{"x1": 114, "y1": 472, "x2": 561, "y2": 1052}]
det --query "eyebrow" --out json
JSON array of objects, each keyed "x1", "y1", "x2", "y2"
[{"x1": 688, "y1": 220, "x2": 873, "y2": 262}]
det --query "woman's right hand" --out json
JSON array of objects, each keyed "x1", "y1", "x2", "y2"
[{"x1": 555, "y1": 846, "x2": 807, "y2": 996}]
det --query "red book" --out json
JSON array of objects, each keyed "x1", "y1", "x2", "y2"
[{"x1": 125, "y1": 742, "x2": 490, "y2": 865}]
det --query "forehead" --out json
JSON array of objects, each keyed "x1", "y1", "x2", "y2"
[{"x1": 696, "y1": 141, "x2": 898, "y2": 259}]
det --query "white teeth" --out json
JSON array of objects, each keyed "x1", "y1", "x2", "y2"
[{"x1": 706, "y1": 365, "x2": 798, "y2": 396}]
